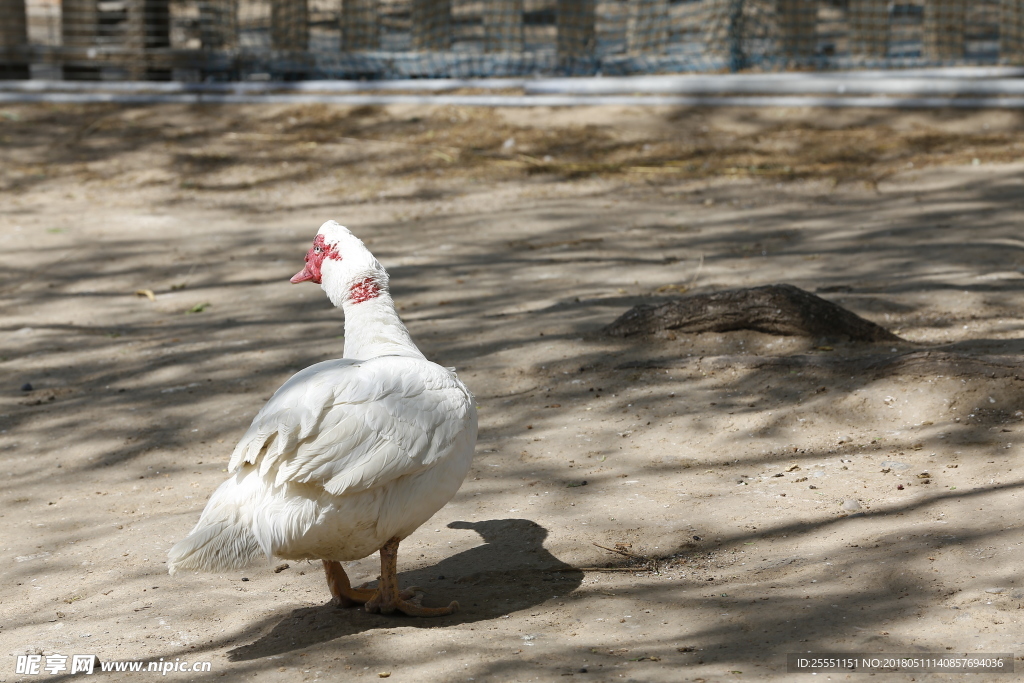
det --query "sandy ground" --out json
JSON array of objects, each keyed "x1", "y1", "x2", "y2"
[{"x1": 2, "y1": 102, "x2": 1024, "y2": 682}]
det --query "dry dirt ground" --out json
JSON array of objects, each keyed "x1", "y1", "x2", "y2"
[{"x1": 2, "y1": 102, "x2": 1024, "y2": 682}]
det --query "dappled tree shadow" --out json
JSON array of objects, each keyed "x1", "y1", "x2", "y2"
[{"x1": 3, "y1": 102, "x2": 1024, "y2": 678}]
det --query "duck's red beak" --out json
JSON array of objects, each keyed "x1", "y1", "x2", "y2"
[{"x1": 290, "y1": 265, "x2": 315, "y2": 284}]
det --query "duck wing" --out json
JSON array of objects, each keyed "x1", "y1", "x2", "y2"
[{"x1": 228, "y1": 355, "x2": 476, "y2": 496}]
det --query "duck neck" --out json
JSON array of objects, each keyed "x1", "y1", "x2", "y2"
[{"x1": 340, "y1": 286, "x2": 425, "y2": 361}]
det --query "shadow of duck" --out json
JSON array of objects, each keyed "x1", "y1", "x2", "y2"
[{"x1": 228, "y1": 518, "x2": 581, "y2": 661}]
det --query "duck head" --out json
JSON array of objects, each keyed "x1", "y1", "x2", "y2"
[{"x1": 291, "y1": 220, "x2": 389, "y2": 307}]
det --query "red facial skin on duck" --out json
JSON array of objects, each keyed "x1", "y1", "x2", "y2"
[{"x1": 291, "y1": 234, "x2": 339, "y2": 284}]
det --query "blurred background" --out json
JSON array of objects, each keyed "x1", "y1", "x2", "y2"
[{"x1": 1, "y1": 0, "x2": 1021, "y2": 81}]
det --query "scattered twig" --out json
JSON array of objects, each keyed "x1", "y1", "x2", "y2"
[
  {"x1": 580, "y1": 567, "x2": 647, "y2": 572},
  {"x1": 688, "y1": 253, "x2": 704, "y2": 288},
  {"x1": 593, "y1": 542, "x2": 642, "y2": 558},
  {"x1": 549, "y1": 566, "x2": 637, "y2": 573}
]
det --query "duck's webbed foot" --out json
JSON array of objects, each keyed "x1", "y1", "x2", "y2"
[{"x1": 363, "y1": 538, "x2": 459, "y2": 617}]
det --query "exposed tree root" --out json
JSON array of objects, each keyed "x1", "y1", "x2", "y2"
[{"x1": 604, "y1": 284, "x2": 902, "y2": 342}]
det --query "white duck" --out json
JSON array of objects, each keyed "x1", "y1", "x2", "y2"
[{"x1": 167, "y1": 221, "x2": 477, "y2": 617}]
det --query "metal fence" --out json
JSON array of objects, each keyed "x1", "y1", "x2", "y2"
[{"x1": 2, "y1": 1, "x2": 1023, "y2": 81}]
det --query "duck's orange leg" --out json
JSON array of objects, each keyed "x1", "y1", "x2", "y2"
[
  {"x1": 322, "y1": 560, "x2": 377, "y2": 607},
  {"x1": 364, "y1": 537, "x2": 458, "y2": 617}
]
